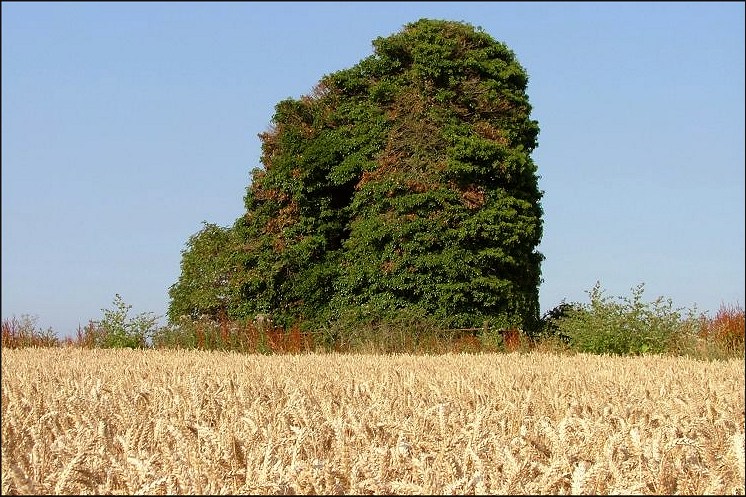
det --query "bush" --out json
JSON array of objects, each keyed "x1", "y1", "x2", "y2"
[
  {"x1": 555, "y1": 282, "x2": 688, "y2": 356},
  {"x1": 93, "y1": 294, "x2": 159, "y2": 348},
  {"x1": 536, "y1": 301, "x2": 582, "y2": 343}
]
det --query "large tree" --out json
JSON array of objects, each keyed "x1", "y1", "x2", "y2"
[{"x1": 169, "y1": 18, "x2": 544, "y2": 332}]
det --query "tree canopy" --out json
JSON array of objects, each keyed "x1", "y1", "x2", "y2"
[{"x1": 168, "y1": 18, "x2": 544, "y2": 333}]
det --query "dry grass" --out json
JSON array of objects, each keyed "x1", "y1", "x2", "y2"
[
  {"x1": 698, "y1": 303, "x2": 746, "y2": 353},
  {"x1": 1, "y1": 348, "x2": 744, "y2": 495}
]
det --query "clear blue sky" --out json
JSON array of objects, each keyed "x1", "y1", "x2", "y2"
[{"x1": 2, "y1": 2, "x2": 744, "y2": 336}]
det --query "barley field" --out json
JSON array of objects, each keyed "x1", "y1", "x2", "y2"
[{"x1": 1, "y1": 348, "x2": 744, "y2": 495}]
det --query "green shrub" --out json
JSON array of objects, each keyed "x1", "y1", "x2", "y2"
[
  {"x1": 555, "y1": 282, "x2": 688, "y2": 356},
  {"x1": 94, "y1": 294, "x2": 159, "y2": 348},
  {"x1": 536, "y1": 301, "x2": 580, "y2": 343}
]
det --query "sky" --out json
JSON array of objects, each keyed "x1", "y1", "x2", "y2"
[{"x1": 2, "y1": 2, "x2": 744, "y2": 337}]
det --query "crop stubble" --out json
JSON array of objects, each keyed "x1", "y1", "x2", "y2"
[{"x1": 1, "y1": 348, "x2": 744, "y2": 494}]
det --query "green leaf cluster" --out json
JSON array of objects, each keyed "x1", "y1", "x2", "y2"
[
  {"x1": 95, "y1": 294, "x2": 159, "y2": 348},
  {"x1": 555, "y1": 282, "x2": 690, "y2": 355},
  {"x1": 168, "y1": 19, "x2": 545, "y2": 334}
]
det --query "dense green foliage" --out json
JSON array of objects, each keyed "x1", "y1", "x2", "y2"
[
  {"x1": 554, "y1": 282, "x2": 696, "y2": 356},
  {"x1": 94, "y1": 294, "x2": 159, "y2": 349},
  {"x1": 167, "y1": 223, "x2": 236, "y2": 321},
  {"x1": 168, "y1": 19, "x2": 545, "y2": 334}
]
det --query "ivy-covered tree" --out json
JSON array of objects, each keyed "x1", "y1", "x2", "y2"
[{"x1": 169, "y1": 18, "x2": 544, "y2": 333}]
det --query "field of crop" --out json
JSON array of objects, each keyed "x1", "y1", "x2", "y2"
[{"x1": 1, "y1": 348, "x2": 744, "y2": 495}]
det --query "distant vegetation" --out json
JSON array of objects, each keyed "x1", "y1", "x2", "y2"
[{"x1": 2, "y1": 282, "x2": 743, "y2": 361}]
